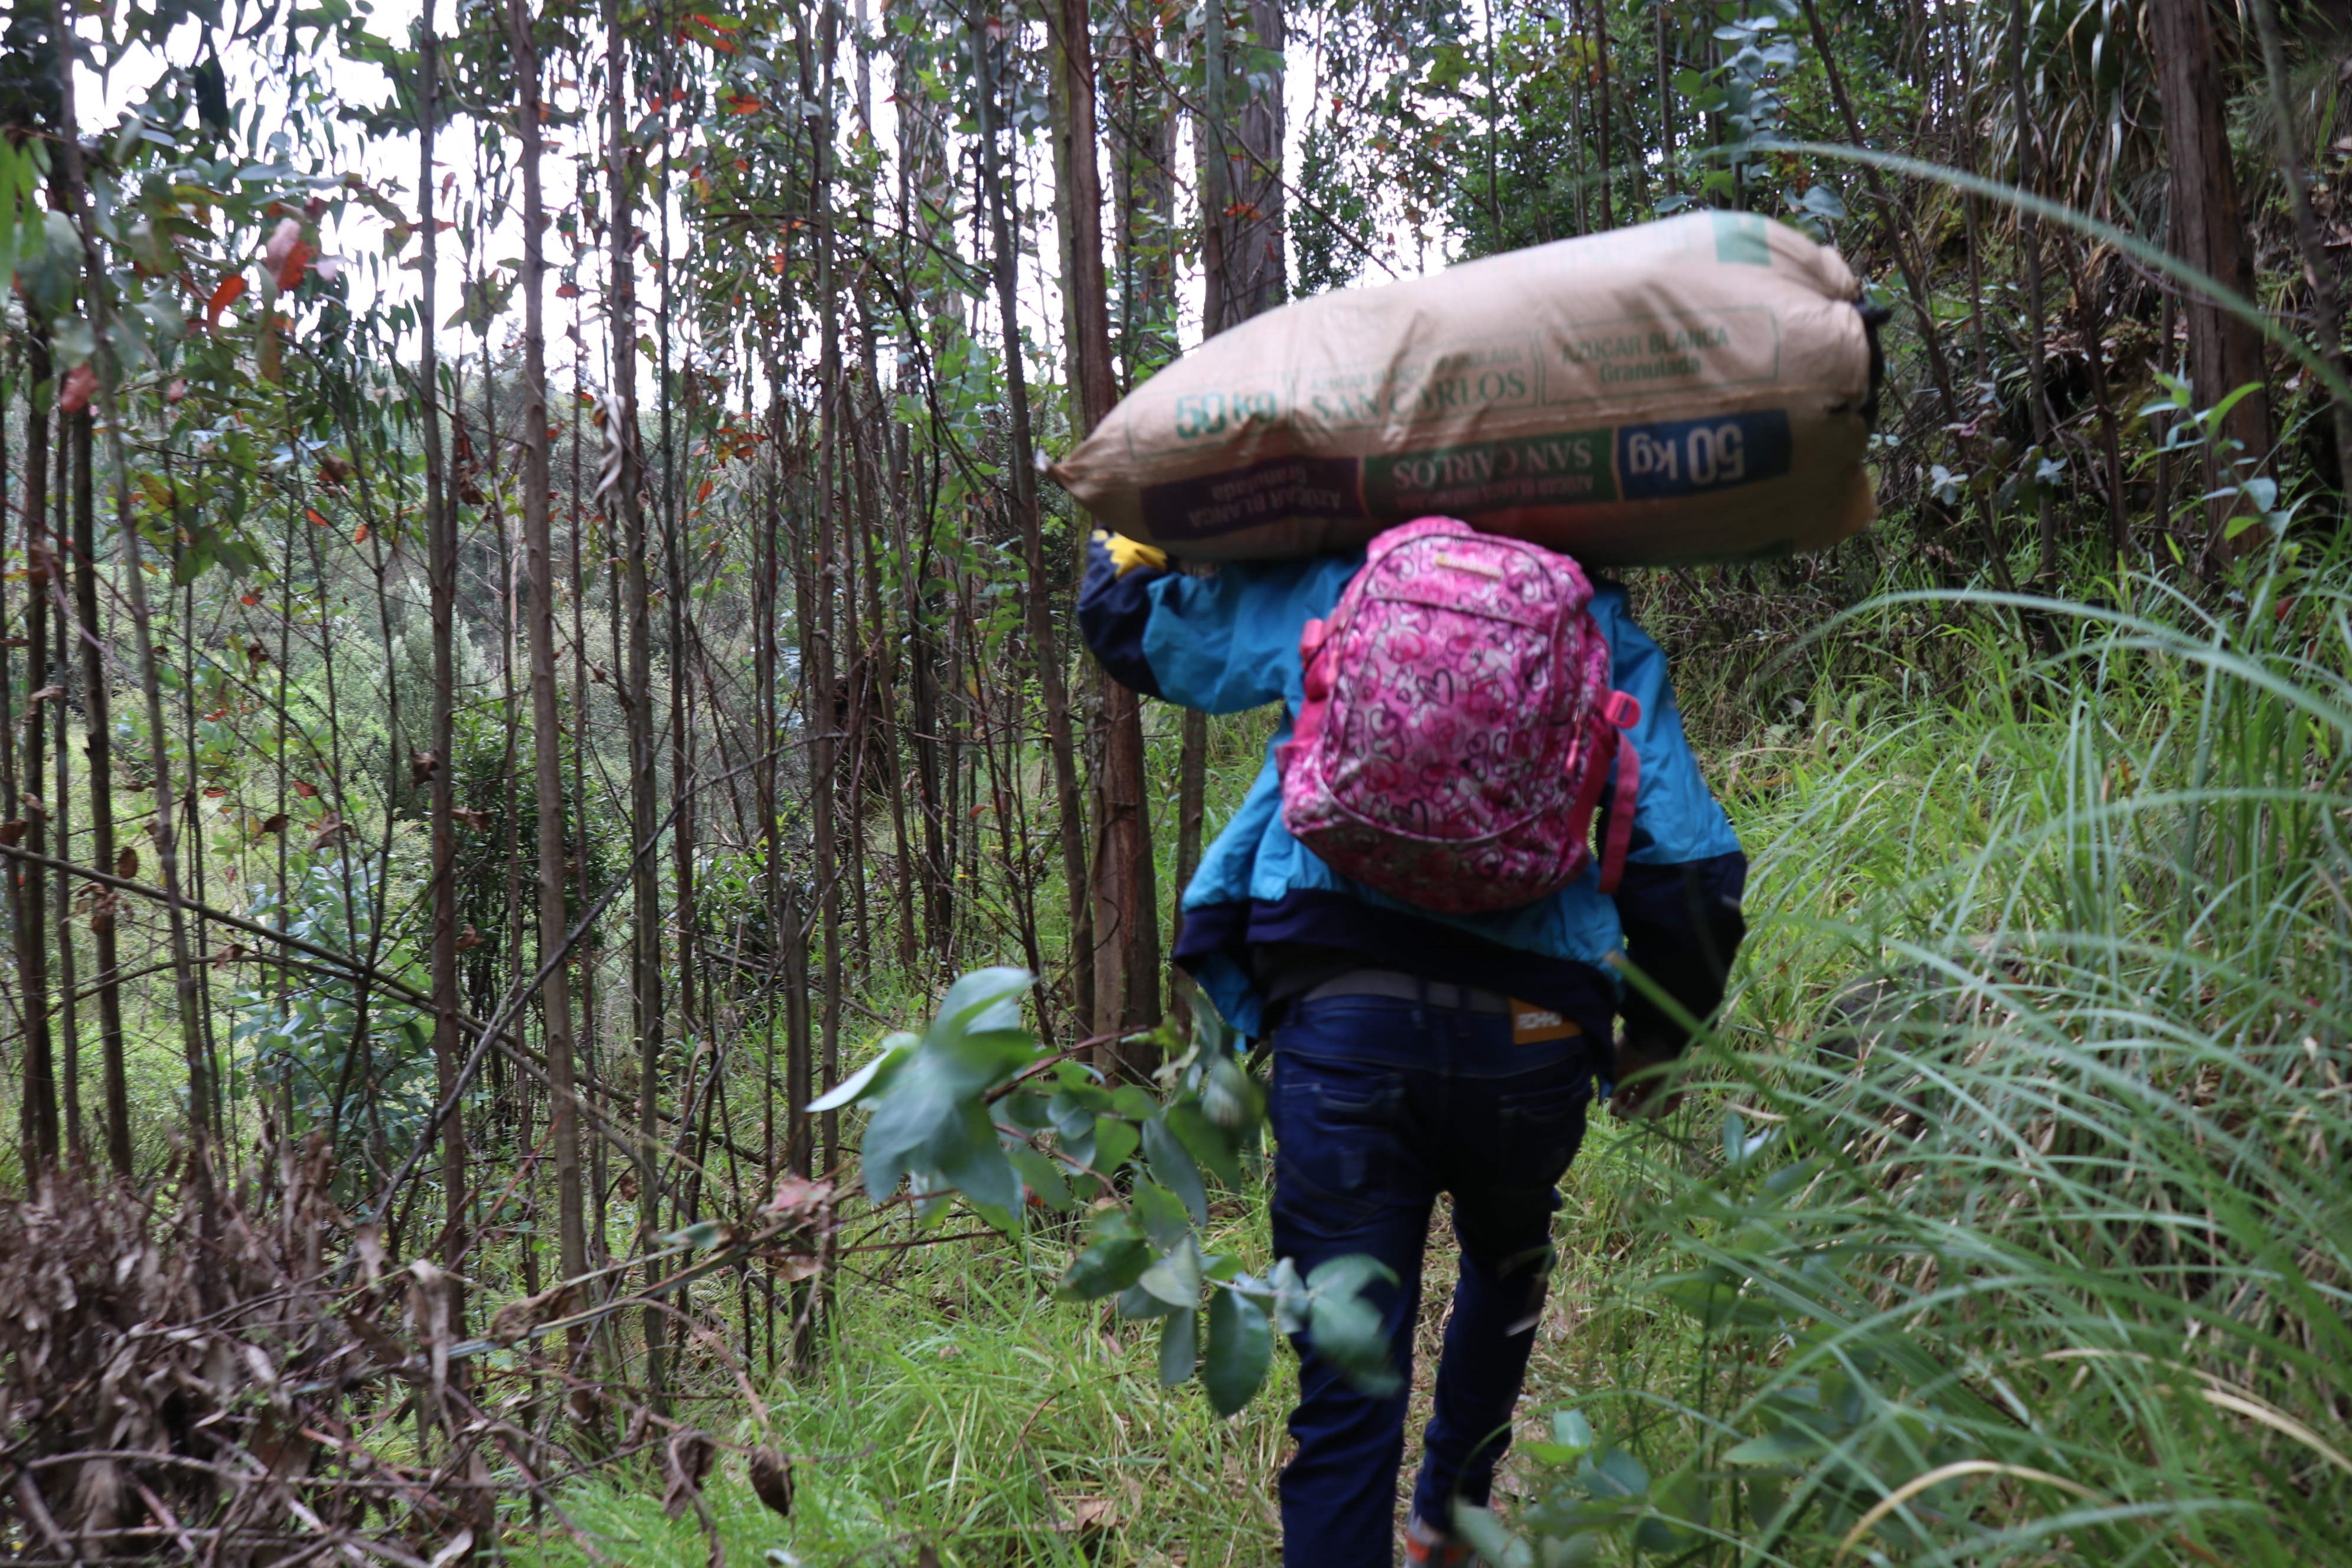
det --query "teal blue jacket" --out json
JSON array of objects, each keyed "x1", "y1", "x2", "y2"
[{"x1": 1081, "y1": 540, "x2": 1746, "y2": 1041}]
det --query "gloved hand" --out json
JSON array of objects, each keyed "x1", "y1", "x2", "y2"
[{"x1": 1092, "y1": 528, "x2": 1168, "y2": 578}]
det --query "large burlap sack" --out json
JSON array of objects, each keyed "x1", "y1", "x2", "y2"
[{"x1": 1047, "y1": 211, "x2": 1881, "y2": 565}]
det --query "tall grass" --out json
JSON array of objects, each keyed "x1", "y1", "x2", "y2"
[{"x1": 1487, "y1": 542, "x2": 2352, "y2": 1564}]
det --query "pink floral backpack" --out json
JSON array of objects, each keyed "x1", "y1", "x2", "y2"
[{"x1": 1276, "y1": 517, "x2": 1641, "y2": 915}]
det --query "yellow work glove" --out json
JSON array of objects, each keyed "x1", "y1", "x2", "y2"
[{"x1": 1093, "y1": 528, "x2": 1168, "y2": 577}]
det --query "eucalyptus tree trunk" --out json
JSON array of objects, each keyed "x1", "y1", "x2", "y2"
[
  {"x1": 1200, "y1": 0, "x2": 1285, "y2": 329},
  {"x1": 2246, "y1": 0, "x2": 2352, "y2": 495},
  {"x1": 975, "y1": 0, "x2": 1091, "y2": 1041},
  {"x1": 2008, "y1": 0, "x2": 2054, "y2": 578},
  {"x1": 12, "y1": 338, "x2": 57, "y2": 1180},
  {"x1": 2148, "y1": 0, "x2": 2273, "y2": 558},
  {"x1": 805, "y1": 4, "x2": 845, "y2": 1176},
  {"x1": 605, "y1": 0, "x2": 667, "y2": 1411},
  {"x1": 68, "y1": 410, "x2": 130, "y2": 1174},
  {"x1": 1052, "y1": 0, "x2": 1161, "y2": 1060},
  {"x1": 1176, "y1": 0, "x2": 1285, "y2": 998},
  {"x1": 508, "y1": 0, "x2": 587, "y2": 1305},
  {"x1": 48, "y1": 443, "x2": 78, "y2": 1165},
  {"x1": 1592, "y1": 0, "x2": 1612, "y2": 229},
  {"x1": 418, "y1": 0, "x2": 469, "y2": 1268},
  {"x1": 53, "y1": 28, "x2": 213, "y2": 1157}
]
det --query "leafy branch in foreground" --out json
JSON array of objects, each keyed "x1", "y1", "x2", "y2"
[{"x1": 815, "y1": 966, "x2": 1396, "y2": 1413}]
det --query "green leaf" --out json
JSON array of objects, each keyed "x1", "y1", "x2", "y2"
[
  {"x1": 1724, "y1": 1423, "x2": 1831, "y2": 1467},
  {"x1": 661, "y1": 1219, "x2": 723, "y2": 1250},
  {"x1": 1130, "y1": 1178, "x2": 1191, "y2": 1252},
  {"x1": 1552, "y1": 1409, "x2": 1594, "y2": 1453},
  {"x1": 1118, "y1": 1280, "x2": 1183, "y2": 1319},
  {"x1": 1169, "y1": 1102, "x2": 1244, "y2": 1187},
  {"x1": 1201, "y1": 1289, "x2": 1273, "y2": 1416},
  {"x1": 1305, "y1": 1255, "x2": 1400, "y2": 1397},
  {"x1": 1143, "y1": 1115, "x2": 1209, "y2": 1223},
  {"x1": 1091, "y1": 1116, "x2": 1139, "y2": 1175},
  {"x1": 1006, "y1": 1143, "x2": 1070, "y2": 1211},
  {"x1": 1200, "y1": 1051, "x2": 1263, "y2": 1132},
  {"x1": 1137, "y1": 1237, "x2": 1203, "y2": 1307},
  {"x1": 807, "y1": 1032, "x2": 914, "y2": 1112},
  {"x1": 933, "y1": 1102, "x2": 1021, "y2": 1229},
  {"x1": 1584, "y1": 1447, "x2": 1651, "y2": 1500},
  {"x1": 1448, "y1": 1507, "x2": 1518, "y2": 1564},
  {"x1": 1059, "y1": 1236, "x2": 1150, "y2": 1302},
  {"x1": 929, "y1": 966, "x2": 1034, "y2": 1040},
  {"x1": 1157, "y1": 1308, "x2": 1197, "y2": 1387}
]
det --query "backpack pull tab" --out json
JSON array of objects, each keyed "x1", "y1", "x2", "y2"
[{"x1": 1596, "y1": 708, "x2": 1641, "y2": 894}]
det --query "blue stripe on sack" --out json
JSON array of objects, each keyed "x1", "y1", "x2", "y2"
[{"x1": 1616, "y1": 409, "x2": 1793, "y2": 502}]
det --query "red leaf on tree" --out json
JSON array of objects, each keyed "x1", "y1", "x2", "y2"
[
  {"x1": 292, "y1": 779, "x2": 318, "y2": 798},
  {"x1": 353, "y1": 523, "x2": 370, "y2": 543},
  {"x1": 555, "y1": 281, "x2": 582, "y2": 298},
  {"x1": 695, "y1": 477, "x2": 715, "y2": 504},
  {"x1": 306, "y1": 507, "x2": 328, "y2": 527},
  {"x1": 264, "y1": 217, "x2": 311, "y2": 290},
  {"x1": 207, "y1": 273, "x2": 248, "y2": 328},
  {"x1": 241, "y1": 594, "x2": 260, "y2": 606},
  {"x1": 60, "y1": 364, "x2": 98, "y2": 416}
]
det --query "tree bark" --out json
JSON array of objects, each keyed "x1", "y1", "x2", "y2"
[
  {"x1": 13, "y1": 337, "x2": 57, "y2": 1180},
  {"x1": 507, "y1": 0, "x2": 587, "y2": 1311},
  {"x1": 417, "y1": 0, "x2": 469, "y2": 1275},
  {"x1": 67, "y1": 410, "x2": 129, "y2": 1174},
  {"x1": 975, "y1": 0, "x2": 1091, "y2": 1041},
  {"x1": 51, "y1": 38, "x2": 213, "y2": 1157},
  {"x1": 2010, "y1": 0, "x2": 2055, "y2": 577},
  {"x1": 605, "y1": 0, "x2": 667, "y2": 1412},
  {"x1": 2246, "y1": 0, "x2": 2352, "y2": 496},
  {"x1": 1053, "y1": 0, "x2": 1161, "y2": 1062},
  {"x1": 2148, "y1": 0, "x2": 2275, "y2": 559},
  {"x1": 1200, "y1": 0, "x2": 1286, "y2": 331}
]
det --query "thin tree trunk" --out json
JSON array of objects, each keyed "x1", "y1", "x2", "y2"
[
  {"x1": 604, "y1": 0, "x2": 667, "y2": 1412},
  {"x1": 2246, "y1": 0, "x2": 2352, "y2": 495},
  {"x1": 508, "y1": 0, "x2": 587, "y2": 1317},
  {"x1": 1593, "y1": 0, "x2": 1612, "y2": 230},
  {"x1": 419, "y1": 0, "x2": 469, "y2": 1275},
  {"x1": 2148, "y1": 0, "x2": 2274, "y2": 560},
  {"x1": 52, "y1": 32, "x2": 213, "y2": 1162},
  {"x1": 1798, "y1": 0, "x2": 1959, "y2": 429},
  {"x1": 49, "y1": 483, "x2": 80, "y2": 1167},
  {"x1": 1657, "y1": 3, "x2": 1674, "y2": 204},
  {"x1": 2009, "y1": 0, "x2": 2055, "y2": 578},
  {"x1": 13, "y1": 339, "x2": 57, "y2": 1180},
  {"x1": 975, "y1": 1, "x2": 1090, "y2": 1038},
  {"x1": 1054, "y1": 0, "x2": 1161, "y2": 1059},
  {"x1": 68, "y1": 410, "x2": 129, "y2": 1174}
]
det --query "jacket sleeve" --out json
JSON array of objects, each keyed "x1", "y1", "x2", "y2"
[
  {"x1": 1596, "y1": 588, "x2": 1748, "y2": 1058},
  {"x1": 1078, "y1": 535, "x2": 1348, "y2": 715},
  {"x1": 1077, "y1": 531, "x2": 1169, "y2": 698}
]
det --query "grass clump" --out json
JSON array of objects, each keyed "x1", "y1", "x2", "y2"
[{"x1": 1475, "y1": 547, "x2": 2352, "y2": 1564}]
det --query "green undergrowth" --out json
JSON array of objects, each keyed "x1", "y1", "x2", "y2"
[{"x1": 533, "y1": 535, "x2": 2352, "y2": 1565}]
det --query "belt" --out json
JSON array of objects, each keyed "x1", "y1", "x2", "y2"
[{"x1": 1299, "y1": 969, "x2": 1514, "y2": 1015}]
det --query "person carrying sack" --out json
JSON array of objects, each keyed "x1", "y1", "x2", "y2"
[{"x1": 1079, "y1": 520, "x2": 1747, "y2": 1567}]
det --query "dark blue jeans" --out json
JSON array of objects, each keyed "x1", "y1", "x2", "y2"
[{"x1": 1268, "y1": 992, "x2": 1595, "y2": 1567}]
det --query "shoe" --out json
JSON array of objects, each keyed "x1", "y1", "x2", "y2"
[{"x1": 1404, "y1": 1514, "x2": 1481, "y2": 1567}]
